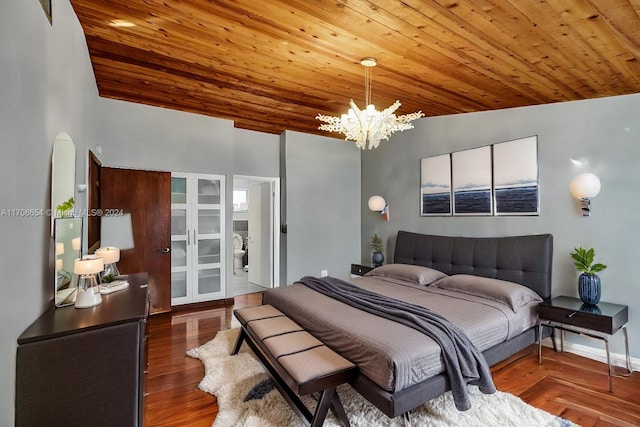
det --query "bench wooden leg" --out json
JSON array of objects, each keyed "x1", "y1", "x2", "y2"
[
  {"x1": 311, "y1": 388, "x2": 350, "y2": 427},
  {"x1": 329, "y1": 389, "x2": 351, "y2": 427},
  {"x1": 230, "y1": 327, "x2": 246, "y2": 355}
]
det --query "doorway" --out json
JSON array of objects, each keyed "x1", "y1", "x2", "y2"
[{"x1": 231, "y1": 175, "x2": 280, "y2": 296}]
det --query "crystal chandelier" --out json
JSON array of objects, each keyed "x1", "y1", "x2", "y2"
[{"x1": 316, "y1": 58, "x2": 424, "y2": 150}]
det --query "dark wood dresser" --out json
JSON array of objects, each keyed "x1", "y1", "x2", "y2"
[{"x1": 15, "y1": 273, "x2": 149, "y2": 427}]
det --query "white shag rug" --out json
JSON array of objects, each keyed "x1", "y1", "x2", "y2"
[{"x1": 187, "y1": 328, "x2": 577, "y2": 427}]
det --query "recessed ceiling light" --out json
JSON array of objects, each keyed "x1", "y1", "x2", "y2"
[{"x1": 109, "y1": 19, "x2": 135, "y2": 28}]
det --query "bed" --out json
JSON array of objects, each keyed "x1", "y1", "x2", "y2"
[{"x1": 262, "y1": 230, "x2": 553, "y2": 419}]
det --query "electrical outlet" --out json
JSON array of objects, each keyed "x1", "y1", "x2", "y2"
[{"x1": 320, "y1": 270, "x2": 328, "y2": 277}]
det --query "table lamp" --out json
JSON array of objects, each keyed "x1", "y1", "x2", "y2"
[
  {"x1": 95, "y1": 246, "x2": 121, "y2": 277},
  {"x1": 74, "y1": 257, "x2": 104, "y2": 308},
  {"x1": 100, "y1": 213, "x2": 135, "y2": 278}
]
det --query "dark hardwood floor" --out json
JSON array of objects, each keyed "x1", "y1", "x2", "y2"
[{"x1": 144, "y1": 293, "x2": 639, "y2": 426}]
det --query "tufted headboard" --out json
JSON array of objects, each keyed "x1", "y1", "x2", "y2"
[{"x1": 393, "y1": 231, "x2": 553, "y2": 300}]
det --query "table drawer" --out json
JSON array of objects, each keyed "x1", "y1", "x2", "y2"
[
  {"x1": 350, "y1": 264, "x2": 373, "y2": 276},
  {"x1": 538, "y1": 304, "x2": 626, "y2": 335}
]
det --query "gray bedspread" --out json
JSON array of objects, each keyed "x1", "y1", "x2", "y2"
[
  {"x1": 297, "y1": 276, "x2": 495, "y2": 411},
  {"x1": 262, "y1": 275, "x2": 539, "y2": 397}
]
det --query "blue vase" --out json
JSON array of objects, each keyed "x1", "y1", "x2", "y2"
[
  {"x1": 372, "y1": 251, "x2": 384, "y2": 267},
  {"x1": 578, "y1": 273, "x2": 601, "y2": 305}
]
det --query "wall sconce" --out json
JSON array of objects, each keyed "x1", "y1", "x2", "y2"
[
  {"x1": 368, "y1": 195, "x2": 389, "y2": 221},
  {"x1": 74, "y1": 257, "x2": 104, "y2": 308},
  {"x1": 570, "y1": 173, "x2": 601, "y2": 216}
]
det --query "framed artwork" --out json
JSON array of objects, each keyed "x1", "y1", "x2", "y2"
[
  {"x1": 452, "y1": 146, "x2": 492, "y2": 215},
  {"x1": 420, "y1": 154, "x2": 452, "y2": 216},
  {"x1": 39, "y1": 0, "x2": 52, "y2": 24},
  {"x1": 493, "y1": 136, "x2": 539, "y2": 215}
]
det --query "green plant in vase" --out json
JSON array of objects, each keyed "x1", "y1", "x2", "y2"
[
  {"x1": 371, "y1": 234, "x2": 384, "y2": 267},
  {"x1": 570, "y1": 246, "x2": 607, "y2": 305}
]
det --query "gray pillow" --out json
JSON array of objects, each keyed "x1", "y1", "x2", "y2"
[
  {"x1": 433, "y1": 274, "x2": 542, "y2": 313},
  {"x1": 365, "y1": 263, "x2": 448, "y2": 285}
]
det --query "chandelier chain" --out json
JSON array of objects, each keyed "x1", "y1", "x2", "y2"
[{"x1": 365, "y1": 64, "x2": 372, "y2": 107}]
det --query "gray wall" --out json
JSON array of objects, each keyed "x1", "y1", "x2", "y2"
[
  {"x1": 94, "y1": 97, "x2": 234, "y2": 173},
  {"x1": 283, "y1": 131, "x2": 361, "y2": 282},
  {"x1": 361, "y1": 93, "x2": 640, "y2": 358},
  {"x1": 234, "y1": 128, "x2": 281, "y2": 177},
  {"x1": 0, "y1": 0, "x2": 100, "y2": 424}
]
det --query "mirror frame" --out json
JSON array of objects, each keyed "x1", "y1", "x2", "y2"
[
  {"x1": 51, "y1": 132, "x2": 76, "y2": 234},
  {"x1": 54, "y1": 217, "x2": 82, "y2": 307}
]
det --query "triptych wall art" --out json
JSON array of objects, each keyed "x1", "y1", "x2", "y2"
[{"x1": 420, "y1": 136, "x2": 539, "y2": 216}]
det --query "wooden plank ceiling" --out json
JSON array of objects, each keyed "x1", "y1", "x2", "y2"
[{"x1": 70, "y1": 0, "x2": 640, "y2": 137}]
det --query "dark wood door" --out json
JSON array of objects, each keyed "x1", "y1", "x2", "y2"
[
  {"x1": 101, "y1": 167, "x2": 171, "y2": 314},
  {"x1": 87, "y1": 150, "x2": 102, "y2": 253}
]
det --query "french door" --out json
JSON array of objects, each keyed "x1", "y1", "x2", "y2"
[{"x1": 171, "y1": 173, "x2": 225, "y2": 305}]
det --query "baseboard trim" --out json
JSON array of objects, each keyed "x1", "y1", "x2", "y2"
[{"x1": 541, "y1": 337, "x2": 639, "y2": 371}]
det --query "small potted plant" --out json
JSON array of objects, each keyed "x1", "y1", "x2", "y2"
[
  {"x1": 570, "y1": 246, "x2": 607, "y2": 305},
  {"x1": 371, "y1": 234, "x2": 384, "y2": 267}
]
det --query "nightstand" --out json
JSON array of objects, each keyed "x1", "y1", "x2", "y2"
[
  {"x1": 350, "y1": 264, "x2": 374, "y2": 276},
  {"x1": 537, "y1": 296, "x2": 632, "y2": 391}
]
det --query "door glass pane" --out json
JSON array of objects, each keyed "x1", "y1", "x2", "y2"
[
  {"x1": 198, "y1": 179, "x2": 220, "y2": 205},
  {"x1": 171, "y1": 241, "x2": 187, "y2": 267},
  {"x1": 198, "y1": 209, "x2": 220, "y2": 234},
  {"x1": 197, "y1": 239, "x2": 220, "y2": 265},
  {"x1": 198, "y1": 268, "x2": 220, "y2": 294},
  {"x1": 171, "y1": 209, "x2": 187, "y2": 235},
  {"x1": 171, "y1": 271, "x2": 187, "y2": 298},
  {"x1": 171, "y1": 177, "x2": 187, "y2": 204}
]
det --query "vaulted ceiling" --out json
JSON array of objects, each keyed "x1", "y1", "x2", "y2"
[{"x1": 70, "y1": 0, "x2": 640, "y2": 137}]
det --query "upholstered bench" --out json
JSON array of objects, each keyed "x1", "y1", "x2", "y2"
[{"x1": 232, "y1": 304, "x2": 357, "y2": 427}]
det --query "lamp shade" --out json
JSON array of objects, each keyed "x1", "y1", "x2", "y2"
[
  {"x1": 95, "y1": 246, "x2": 120, "y2": 264},
  {"x1": 101, "y1": 213, "x2": 135, "y2": 250},
  {"x1": 368, "y1": 195, "x2": 386, "y2": 212},
  {"x1": 570, "y1": 173, "x2": 601, "y2": 199},
  {"x1": 74, "y1": 257, "x2": 104, "y2": 275}
]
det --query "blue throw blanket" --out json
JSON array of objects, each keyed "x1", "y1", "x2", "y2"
[{"x1": 297, "y1": 276, "x2": 496, "y2": 411}]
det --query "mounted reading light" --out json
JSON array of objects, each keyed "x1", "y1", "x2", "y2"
[
  {"x1": 570, "y1": 173, "x2": 601, "y2": 216},
  {"x1": 368, "y1": 195, "x2": 389, "y2": 221}
]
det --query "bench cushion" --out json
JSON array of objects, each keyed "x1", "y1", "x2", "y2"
[
  {"x1": 234, "y1": 305, "x2": 284, "y2": 325},
  {"x1": 249, "y1": 316, "x2": 303, "y2": 339},
  {"x1": 279, "y1": 346, "x2": 355, "y2": 394},
  {"x1": 263, "y1": 331, "x2": 323, "y2": 358}
]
